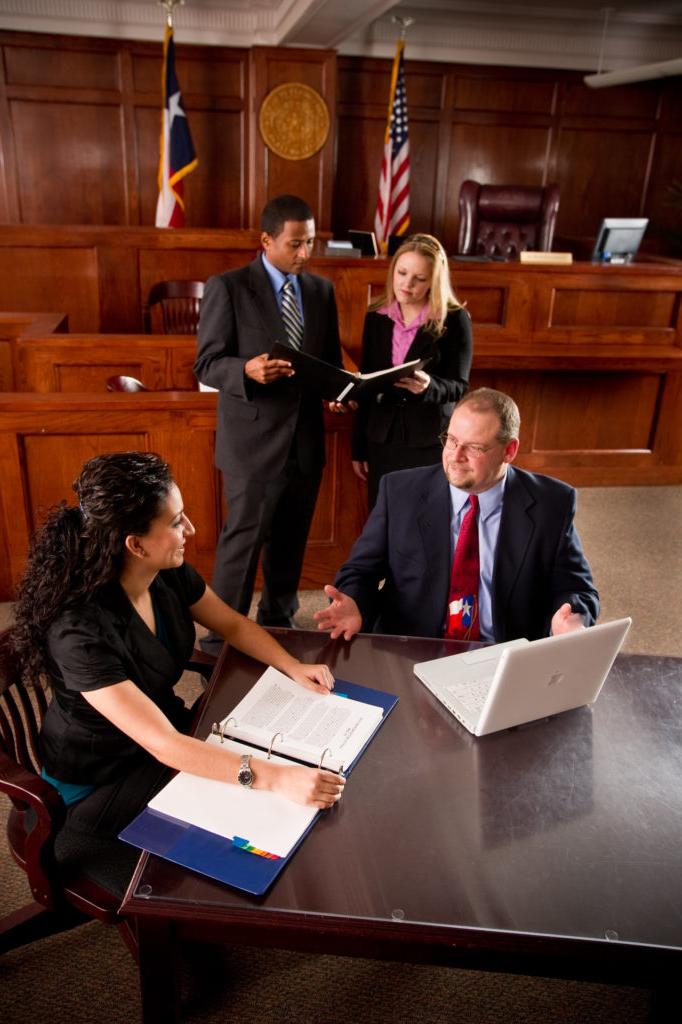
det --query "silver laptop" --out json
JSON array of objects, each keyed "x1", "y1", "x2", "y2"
[{"x1": 413, "y1": 618, "x2": 632, "y2": 736}]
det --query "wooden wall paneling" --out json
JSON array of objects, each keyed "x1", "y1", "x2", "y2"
[
  {"x1": 119, "y1": 47, "x2": 141, "y2": 226},
  {"x1": 332, "y1": 112, "x2": 385, "y2": 237},
  {"x1": 0, "y1": 428, "x2": 31, "y2": 598},
  {"x1": 644, "y1": 127, "x2": 682, "y2": 252},
  {"x1": 301, "y1": 410, "x2": 368, "y2": 587},
  {"x1": 441, "y1": 120, "x2": 554, "y2": 253},
  {"x1": 22, "y1": 431, "x2": 146, "y2": 530},
  {"x1": 15, "y1": 335, "x2": 194, "y2": 392},
  {"x1": 0, "y1": 313, "x2": 67, "y2": 389},
  {"x1": 97, "y1": 242, "x2": 142, "y2": 333},
  {"x1": 131, "y1": 44, "x2": 249, "y2": 229},
  {"x1": 0, "y1": 394, "x2": 222, "y2": 597},
  {"x1": 652, "y1": 370, "x2": 682, "y2": 467},
  {"x1": 334, "y1": 57, "x2": 394, "y2": 237},
  {"x1": 533, "y1": 372, "x2": 662, "y2": 450},
  {"x1": 248, "y1": 47, "x2": 337, "y2": 230},
  {"x1": 450, "y1": 69, "x2": 558, "y2": 117},
  {"x1": 137, "y1": 249, "x2": 241, "y2": 319},
  {"x1": 0, "y1": 392, "x2": 372, "y2": 599},
  {"x1": 11, "y1": 98, "x2": 128, "y2": 225},
  {"x1": 554, "y1": 123, "x2": 655, "y2": 238},
  {"x1": 0, "y1": 41, "x2": 19, "y2": 222},
  {"x1": 146, "y1": 418, "x2": 221, "y2": 571},
  {"x1": 0, "y1": 246, "x2": 100, "y2": 331},
  {"x1": 531, "y1": 269, "x2": 682, "y2": 347}
]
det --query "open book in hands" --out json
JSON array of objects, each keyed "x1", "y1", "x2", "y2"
[
  {"x1": 213, "y1": 667, "x2": 383, "y2": 775},
  {"x1": 270, "y1": 341, "x2": 426, "y2": 403}
]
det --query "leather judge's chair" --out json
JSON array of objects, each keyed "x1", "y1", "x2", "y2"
[
  {"x1": 0, "y1": 629, "x2": 215, "y2": 957},
  {"x1": 143, "y1": 279, "x2": 204, "y2": 334},
  {"x1": 457, "y1": 180, "x2": 560, "y2": 259}
]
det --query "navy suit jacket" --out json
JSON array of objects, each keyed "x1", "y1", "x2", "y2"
[
  {"x1": 334, "y1": 464, "x2": 599, "y2": 642},
  {"x1": 194, "y1": 256, "x2": 341, "y2": 480}
]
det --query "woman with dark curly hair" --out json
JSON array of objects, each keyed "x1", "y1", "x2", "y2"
[
  {"x1": 352, "y1": 233, "x2": 473, "y2": 508},
  {"x1": 13, "y1": 451, "x2": 343, "y2": 839}
]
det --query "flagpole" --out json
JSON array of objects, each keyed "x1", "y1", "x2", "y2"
[
  {"x1": 373, "y1": 18, "x2": 414, "y2": 252},
  {"x1": 155, "y1": 0, "x2": 197, "y2": 228},
  {"x1": 158, "y1": 0, "x2": 185, "y2": 28}
]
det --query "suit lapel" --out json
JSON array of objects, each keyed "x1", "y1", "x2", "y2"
[
  {"x1": 405, "y1": 324, "x2": 437, "y2": 362},
  {"x1": 246, "y1": 257, "x2": 285, "y2": 344},
  {"x1": 415, "y1": 469, "x2": 453, "y2": 631},
  {"x1": 492, "y1": 466, "x2": 535, "y2": 636},
  {"x1": 374, "y1": 316, "x2": 394, "y2": 369}
]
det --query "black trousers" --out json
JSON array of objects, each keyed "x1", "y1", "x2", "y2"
[{"x1": 210, "y1": 460, "x2": 322, "y2": 623}]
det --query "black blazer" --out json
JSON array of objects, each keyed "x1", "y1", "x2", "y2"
[
  {"x1": 41, "y1": 564, "x2": 205, "y2": 786},
  {"x1": 351, "y1": 307, "x2": 473, "y2": 460},
  {"x1": 194, "y1": 257, "x2": 342, "y2": 480},
  {"x1": 334, "y1": 464, "x2": 599, "y2": 642}
]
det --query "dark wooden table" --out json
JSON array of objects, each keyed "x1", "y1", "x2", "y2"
[{"x1": 120, "y1": 630, "x2": 682, "y2": 1022}]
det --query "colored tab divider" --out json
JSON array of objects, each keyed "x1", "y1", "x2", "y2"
[{"x1": 232, "y1": 835, "x2": 280, "y2": 860}]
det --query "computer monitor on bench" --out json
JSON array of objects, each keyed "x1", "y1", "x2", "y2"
[{"x1": 591, "y1": 217, "x2": 648, "y2": 264}]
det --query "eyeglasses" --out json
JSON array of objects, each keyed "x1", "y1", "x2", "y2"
[{"x1": 438, "y1": 432, "x2": 499, "y2": 458}]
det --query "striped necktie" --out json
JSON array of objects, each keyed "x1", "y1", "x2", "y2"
[{"x1": 280, "y1": 277, "x2": 303, "y2": 350}]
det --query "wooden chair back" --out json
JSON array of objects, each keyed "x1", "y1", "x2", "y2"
[
  {"x1": 143, "y1": 279, "x2": 204, "y2": 334},
  {"x1": 0, "y1": 629, "x2": 137, "y2": 957}
]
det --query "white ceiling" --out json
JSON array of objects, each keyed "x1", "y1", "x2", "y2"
[{"x1": 0, "y1": 0, "x2": 680, "y2": 71}]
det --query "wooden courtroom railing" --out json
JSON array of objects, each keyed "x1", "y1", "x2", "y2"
[
  {"x1": 0, "y1": 392, "x2": 367, "y2": 602},
  {"x1": 9, "y1": 331, "x2": 682, "y2": 489},
  {"x1": 0, "y1": 226, "x2": 681, "y2": 357}
]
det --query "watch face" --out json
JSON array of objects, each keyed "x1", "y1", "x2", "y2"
[{"x1": 238, "y1": 757, "x2": 254, "y2": 787}]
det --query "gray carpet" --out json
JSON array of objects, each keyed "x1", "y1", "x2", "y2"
[{"x1": 2, "y1": 486, "x2": 679, "y2": 1022}]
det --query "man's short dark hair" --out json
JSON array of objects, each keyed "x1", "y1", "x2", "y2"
[
  {"x1": 455, "y1": 388, "x2": 521, "y2": 443},
  {"x1": 261, "y1": 195, "x2": 314, "y2": 237}
]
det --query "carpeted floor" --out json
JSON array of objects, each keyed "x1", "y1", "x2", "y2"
[{"x1": 2, "y1": 486, "x2": 680, "y2": 1022}]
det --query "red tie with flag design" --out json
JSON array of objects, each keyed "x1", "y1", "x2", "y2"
[{"x1": 445, "y1": 494, "x2": 480, "y2": 640}]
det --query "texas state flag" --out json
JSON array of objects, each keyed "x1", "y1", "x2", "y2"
[
  {"x1": 155, "y1": 26, "x2": 198, "y2": 228},
  {"x1": 448, "y1": 595, "x2": 476, "y2": 630}
]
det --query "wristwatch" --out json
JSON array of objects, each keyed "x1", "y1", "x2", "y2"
[{"x1": 237, "y1": 754, "x2": 254, "y2": 788}]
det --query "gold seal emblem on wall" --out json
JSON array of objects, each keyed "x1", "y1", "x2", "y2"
[{"x1": 259, "y1": 83, "x2": 330, "y2": 161}]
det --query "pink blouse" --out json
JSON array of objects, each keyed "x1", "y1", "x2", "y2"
[{"x1": 378, "y1": 300, "x2": 429, "y2": 366}]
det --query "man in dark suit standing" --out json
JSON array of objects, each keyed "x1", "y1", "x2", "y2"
[
  {"x1": 314, "y1": 388, "x2": 599, "y2": 642},
  {"x1": 194, "y1": 195, "x2": 342, "y2": 645}
]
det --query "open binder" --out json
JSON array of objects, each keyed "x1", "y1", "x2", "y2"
[
  {"x1": 270, "y1": 341, "x2": 425, "y2": 403},
  {"x1": 119, "y1": 675, "x2": 398, "y2": 895}
]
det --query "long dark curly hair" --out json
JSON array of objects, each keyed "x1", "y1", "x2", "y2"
[{"x1": 13, "y1": 451, "x2": 174, "y2": 685}]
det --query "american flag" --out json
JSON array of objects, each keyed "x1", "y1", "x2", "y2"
[
  {"x1": 374, "y1": 38, "x2": 410, "y2": 248},
  {"x1": 155, "y1": 26, "x2": 198, "y2": 228}
]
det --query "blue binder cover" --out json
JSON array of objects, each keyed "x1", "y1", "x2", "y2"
[{"x1": 119, "y1": 679, "x2": 397, "y2": 896}]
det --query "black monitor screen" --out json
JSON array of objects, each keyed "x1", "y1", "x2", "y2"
[{"x1": 591, "y1": 217, "x2": 648, "y2": 264}]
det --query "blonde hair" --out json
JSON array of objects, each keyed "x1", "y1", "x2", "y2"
[{"x1": 370, "y1": 233, "x2": 463, "y2": 336}]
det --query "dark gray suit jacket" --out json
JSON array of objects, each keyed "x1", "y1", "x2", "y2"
[
  {"x1": 194, "y1": 257, "x2": 341, "y2": 480},
  {"x1": 334, "y1": 464, "x2": 599, "y2": 642}
]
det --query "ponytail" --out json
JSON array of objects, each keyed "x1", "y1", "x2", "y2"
[{"x1": 12, "y1": 503, "x2": 87, "y2": 685}]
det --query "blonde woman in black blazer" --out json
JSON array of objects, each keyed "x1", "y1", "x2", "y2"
[{"x1": 352, "y1": 234, "x2": 473, "y2": 507}]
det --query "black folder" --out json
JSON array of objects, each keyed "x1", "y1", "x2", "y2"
[{"x1": 270, "y1": 342, "x2": 425, "y2": 403}]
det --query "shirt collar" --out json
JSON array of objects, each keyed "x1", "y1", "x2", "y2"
[
  {"x1": 261, "y1": 252, "x2": 288, "y2": 292},
  {"x1": 448, "y1": 471, "x2": 507, "y2": 520}
]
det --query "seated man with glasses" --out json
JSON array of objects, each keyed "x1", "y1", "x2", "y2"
[{"x1": 315, "y1": 387, "x2": 598, "y2": 643}]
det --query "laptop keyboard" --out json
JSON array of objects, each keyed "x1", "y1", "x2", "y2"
[{"x1": 445, "y1": 677, "x2": 493, "y2": 713}]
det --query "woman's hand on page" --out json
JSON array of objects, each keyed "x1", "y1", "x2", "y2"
[
  {"x1": 272, "y1": 764, "x2": 344, "y2": 808},
  {"x1": 286, "y1": 662, "x2": 335, "y2": 694}
]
